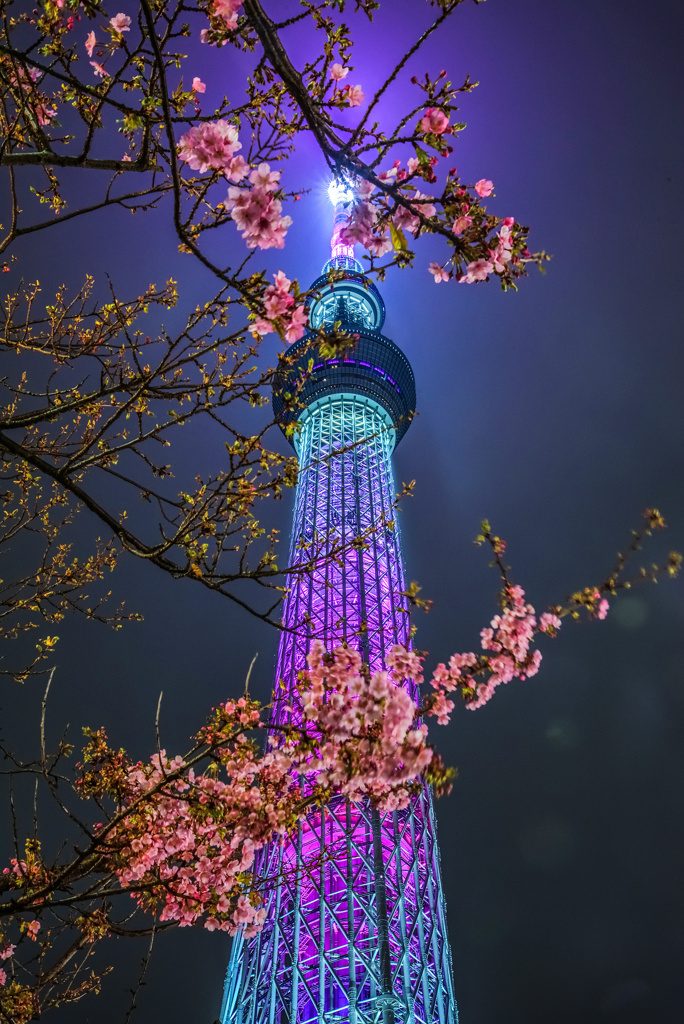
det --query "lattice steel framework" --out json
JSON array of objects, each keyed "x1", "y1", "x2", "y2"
[{"x1": 221, "y1": 192, "x2": 457, "y2": 1024}]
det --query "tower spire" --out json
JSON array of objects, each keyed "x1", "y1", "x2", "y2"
[{"x1": 324, "y1": 177, "x2": 364, "y2": 274}]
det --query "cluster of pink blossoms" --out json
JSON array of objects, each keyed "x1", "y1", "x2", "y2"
[
  {"x1": 420, "y1": 107, "x2": 450, "y2": 135},
  {"x1": 428, "y1": 585, "x2": 562, "y2": 713},
  {"x1": 0, "y1": 940, "x2": 16, "y2": 987},
  {"x1": 458, "y1": 215, "x2": 514, "y2": 284},
  {"x1": 2, "y1": 859, "x2": 45, "y2": 888},
  {"x1": 428, "y1": 185, "x2": 519, "y2": 286},
  {"x1": 177, "y1": 125, "x2": 292, "y2": 249},
  {"x1": 176, "y1": 124, "x2": 294, "y2": 250},
  {"x1": 2, "y1": 591, "x2": 591, "y2": 941},
  {"x1": 297, "y1": 642, "x2": 433, "y2": 811},
  {"x1": 6, "y1": 64, "x2": 56, "y2": 125},
  {"x1": 177, "y1": 119, "x2": 242, "y2": 174},
  {"x1": 328, "y1": 61, "x2": 364, "y2": 106},
  {"x1": 253, "y1": 271, "x2": 308, "y2": 343},
  {"x1": 211, "y1": 0, "x2": 242, "y2": 30},
  {"x1": 336, "y1": 155, "x2": 517, "y2": 288},
  {"x1": 107, "y1": 606, "x2": 569, "y2": 938},
  {"x1": 106, "y1": 653, "x2": 441, "y2": 932},
  {"x1": 0, "y1": 941, "x2": 15, "y2": 988},
  {"x1": 84, "y1": 13, "x2": 130, "y2": 76},
  {"x1": 111, "y1": 737, "x2": 285, "y2": 936},
  {"x1": 226, "y1": 163, "x2": 293, "y2": 250},
  {"x1": 199, "y1": 0, "x2": 242, "y2": 42},
  {"x1": 340, "y1": 171, "x2": 436, "y2": 256},
  {"x1": 0, "y1": 912, "x2": 38, "y2": 986}
]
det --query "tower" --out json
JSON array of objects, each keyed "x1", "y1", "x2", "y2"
[{"x1": 221, "y1": 181, "x2": 457, "y2": 1024}]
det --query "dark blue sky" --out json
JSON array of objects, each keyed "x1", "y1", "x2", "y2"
[{"x1": 4, "y1": 1, "x2": 684, "y2": 1022}]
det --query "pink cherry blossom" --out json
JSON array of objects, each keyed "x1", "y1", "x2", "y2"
[
  {"x1": 489, "y1": 243, "x2": 512, "y2": 274},
  {"x1": 392, "y1": 192, "x2": 436, "y2": 236},
  {"x1": 330, "y1": 63, "x2": 349, "y2": 81},
  {"x1": 0, "y1": 944, "x2": 15, "y2": 961},
  {"x1": 0, "y1": 969, "x2": 5, "y2": 987},
  {"x1": 377, "y1": 166, "x2": 398, "y2": 183},
  {"x1": 90, "y1": 61, "x2": 109, "y2": 78},
  {"x1": 97, "y1": 647, "x2": 450, "y2": 934},
  {"x1": 253, "y1": 272, "x2": 308, "y2": 341},
  {"x1": 474, "y1": 178, "x2": 494, "y2": 197},
  {"x1": 249, "y1": 163, "x2": 280, "y2": 189},
  {"x1": 26, "y1": 920, "x2": 40, "y2": 939},
  {"x1": 284, "y1": 304, "x2": 308, "y2": 343},
  {"x1": 420, "y1": 107, "x2": 449, "y2": 134},
  {"x1": 85, "y1": 30, "x2": 96, "y2": 56},
  {"x1": 597, "y1": 598, "x2": 609, "y2": 619},
  {"x1": 263, "y1": 270, "x2": 294, "y2": 319},
  {"x1": 426, "y1": 584, "x2": 562, "y2": 710},
  {"x1": 460, "y1": 258, "x2": 494, "y2": 283},
  {"x1": 342, "y1": 84, "x2": 365, "y2": 107},
  {"x1": 177, "y1": 120, "x2": 242, "y2": 173},
  {"x1": 339, "y1": 197, "x2": 391, "y2": 256},
  {"x1": 226, "y1": 164, "x2": 292, "y2": 249},
  {"x1": 428, "y1": 262, "x2": 450, "y2": 283},
  {"x1": 192, "y1": 77, "x2": 206, "y2": 93},
  {"x1": 6, "y1": 574, "x2": 593, "y2": 943},
  {"x1": 110, "y1": 13, "x2": 131, "y2": 33},
  {"x1": 452, "y1": 214, "x2": 472, "y2": 235},
  {"x1": 539, "y1": 612, "x2": 562, "y2": 634},
  {"x1": 226, "y1": 154, "x2": 249, "y2": 182},
  {"x1": 212, "y1": 0, "x2": 242, "y2": 29}
]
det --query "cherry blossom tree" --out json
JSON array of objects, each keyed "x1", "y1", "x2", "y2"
[
  {"x1": 0, "y1": 1, "x2": 680, "y2": 1020},
  {"x1": 0, "y1": 0, "x2": 549, "y2": 679},
  {"x1": 0, "y1": 511, "x2": 678, "y2": 1019}
]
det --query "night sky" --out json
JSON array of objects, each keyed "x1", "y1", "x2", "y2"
[{"x1": 4, "y1": 1, "x2": 684, "y2": 1022}]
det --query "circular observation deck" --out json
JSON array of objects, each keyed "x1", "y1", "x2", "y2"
[
  {"x1": 273, "y1": 270, "x2": 415, "y2": 448},
  {"x1": 272, "y1": 334, "x2": 416, "y2": 450},
  {"x1": 307, "y1": 271, "x2": 386, "y2": 333}
]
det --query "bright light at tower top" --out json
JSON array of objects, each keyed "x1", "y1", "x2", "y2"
[{"x1": 328, "y1": 178, "x2": 354, "y2": 205}]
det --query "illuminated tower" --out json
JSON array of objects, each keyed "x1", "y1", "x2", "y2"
[{"x1": 221, "y1": 182, "x2": 457, "y2": 1024}]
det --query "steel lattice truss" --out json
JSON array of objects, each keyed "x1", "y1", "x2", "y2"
[
  {"x1": 222, "y1": 393, "x2": 457, "y2": 1024},
  {"x1": 279, "y1": 394, "x2": 409, "y2": 686}
]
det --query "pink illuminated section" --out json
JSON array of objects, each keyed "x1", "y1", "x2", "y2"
[{"x1": 330, "y1": 195, "x2": 356, "y2": 264}]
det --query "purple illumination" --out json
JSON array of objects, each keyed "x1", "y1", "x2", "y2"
[
  {"x1": 276, "y1": 395, "x2": 409, "y2": 684},
  {"x1": 222, "y1": 392, "x2": 456, "y2": 1024}
]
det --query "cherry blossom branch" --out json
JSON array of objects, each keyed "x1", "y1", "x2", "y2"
[
  {"x1": 349, "y1": 0, "x2": 463, "y2": 148},
  {"x1": 0, "y1": 183, "x2": 172, "y2": 255}
]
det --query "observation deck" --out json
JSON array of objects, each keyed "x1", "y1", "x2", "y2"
[{"x1": 273, "y1": 267, "x2": 416, "y2": 447}]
